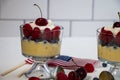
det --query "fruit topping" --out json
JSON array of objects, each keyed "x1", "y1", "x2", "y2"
[
  {"x1": 99, "y1": 27, "x2": 114, "y2": 45},
  {"x1": 84, "y1": 63, "x2": 94, "y2": 73},
  {"x1": 113, "y1": 22, "x2": 120, "y2": 28},
  {"x1": 115, "y1": 31, "x2": 120, "y2": 45},
  {"x1": 68, "y1": 71, "x2": 79, "y2": 80},
  {"x1": 23, "y1": 24, "x2": 32, "y2": 38},
  {"x1": 113, "y1": 12, "x2": 120, "y2": 28},
  {"x1": 34, "y1": 4, "x2": 48, "y2": 26},
  {"x1": 93, "y1": 77, "x2": 99, "y2": 80},
  {"x1": 57, "y1": 72, "x2": 68, "y2": 80},
  {"x1": 75, "y1": 67, "x2": 87, "y2": 80},
  {"x1": 32, "y1": 27, "x2": 41, "y2": 40},
  {"x1": 52, "y1": 26, "x2": 61, "y2": 40},
  {"x1": 28, "y1": 77, "x2": 40, "y2": 80},
  {"x1": 43, "y1": 28, "x2": 51, "y2": 41},
  {"x1": 35, "y1": 18, "x2": 48, "y2": 26},
  {"x1": 102, "y1": 62, "x2": 107, "y2": 67}
]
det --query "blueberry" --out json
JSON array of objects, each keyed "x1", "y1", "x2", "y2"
[
  {"x1": 102, "y1": 63, "x2": 107, "y2": 67},
  {"x1": 93, "y1": 77, "x2": 99, "y2": 80}
]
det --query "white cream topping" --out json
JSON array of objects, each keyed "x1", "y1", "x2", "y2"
[
  {"x1": 104, "y1": 26, "x2": 120, "y2": 36},
  {"x1": 29, "y1": 20, "x2": 55, "y2": 31}
]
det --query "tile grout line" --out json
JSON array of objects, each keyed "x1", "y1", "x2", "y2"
[
  {"x1": 69, "y1": 20, "x2": 72, "y2": 37},
  {"x1": 47, "y1": 0, "x2": 50, "y2": 19},
  {"x1": 92, "y1": 0, "x2": 95, "y2": 21}
]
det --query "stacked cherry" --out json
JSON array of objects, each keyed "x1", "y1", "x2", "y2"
[
  {"x1": 22, "y1": 18, "x2": 61, "y2": 42},
  {"x1": 28, "y1": 63, "x2": 94, "y2": 80}
]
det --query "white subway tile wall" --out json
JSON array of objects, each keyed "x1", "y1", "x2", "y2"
[{"x1": 0, "y1": 0, "x2": 120, "y2": 37}]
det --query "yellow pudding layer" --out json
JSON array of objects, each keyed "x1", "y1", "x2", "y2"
[
  {"x1": 98, "y1": 44, "x2": 120, "y2": 62},
  {"x1": 21, "y1": 39, "x2": 61, "y2": 57}
]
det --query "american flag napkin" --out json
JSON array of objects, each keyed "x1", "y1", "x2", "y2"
[{"x1": 47, "y1": 55, "x2": 99, "y2": 70}]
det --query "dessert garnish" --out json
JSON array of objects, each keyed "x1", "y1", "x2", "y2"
[
  {"x1": 56, "y1": 72, "x2": 68, "y2": 80},
  {"x1": 34, "y1": 4, "x2": 48, "y2": 26},
  {"x1": 99, "y1": 71, "x2": 115, "y2": 80},
  {"x1": 28, "y1": 76, "x2": 40, "y2": 80},
  {"x1": 113, "y1": 12, "x2": 120, "y2": 28},
  {"x1": 99, "y1": 27, "x2": 114, "y2": 45},
  {"x1": 102, "y1": 62, "x2": 107, "y2": 67},
  {"x1": 75, "y1": 67, "x2": 87, "y2": 80},
  {"x1": 84, "y1": 63, "x2": 94, "y2": 73}
]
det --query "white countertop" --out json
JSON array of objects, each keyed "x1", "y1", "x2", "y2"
[{"x1": 0, "y1": 37, "x2": 109, "y2": 80}]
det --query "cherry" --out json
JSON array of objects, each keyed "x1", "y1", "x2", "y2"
[
  {"x1": 113, "y1": 12, "x2": 120, "y2": 28},
  {"x1": 75, "y1": 67, "x2": 87, "y2": 80},
  {"x1": 35, "y1": 18, "x2": 48, "y2": 26},
  {"x1": 23, "y1": 24, "x2": 32, "y2": 38},
  {"x1": 28, "y1": 77, "x2": 40, "y2": 80},
  {"x1": 43, "y1": 28, "x2": 51, "y2": 41},
  {"x1": 52, "y1": 26, "x2": 61, "y2": 40},
  {"x1": 32, "y1": 27, "x2": 41, "y2": 40},
  {"x1": 34, "y1": 4, "x2": 48, "y2": 26},
  {"x1": 113, "y1": 22, "x2": 120, "y2": 28}
]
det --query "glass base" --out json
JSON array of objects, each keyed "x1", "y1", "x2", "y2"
[
  {"x1": 109, "y1": 65, "x2": 120, "y2": 80},
  {"x1": 24, "y1": 62, "x2": 54, "y2": 79},
  {"x1": 99, "y1": 57, "x2": 120, "y2": 80}
]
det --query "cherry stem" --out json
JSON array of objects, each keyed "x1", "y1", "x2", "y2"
[
  {"x1": 118, "y1": 12, "x2": 120, "y2": 22},
  {"x1": 34, "y1": 4, "x2": 42, "y2": 18}
]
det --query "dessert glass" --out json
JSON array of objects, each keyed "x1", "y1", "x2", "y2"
[
  {"x1": 97, "y1": 28, "x2": 120, "y2": 79},
  {"x1": 20, "y1": 25, "x2": 64, "y2": 79}
]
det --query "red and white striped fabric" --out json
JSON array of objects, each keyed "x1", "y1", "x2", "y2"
[{"x1": 47, "y1": 57, "x2": 99, "y2": 70}]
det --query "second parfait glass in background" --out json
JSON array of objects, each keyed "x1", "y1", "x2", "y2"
[
  {"x1": 97, "y1": 28, "x2": 120, "y2": 79},
  {"x1": 20, "y1": 24, "x2": 64, "y2": 79}
]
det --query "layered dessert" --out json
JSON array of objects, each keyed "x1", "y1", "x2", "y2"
[
  {"x1": 20, "y1": 18, "x2": 63, "y2": 57},
  {"x1": 98, "y1": 21, "x2": 120, "y2": 62}
]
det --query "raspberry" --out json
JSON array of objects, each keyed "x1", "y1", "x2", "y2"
[
  {"x1": 28, "y1": 77, "x2": 40, "y2": 80},
  {"x1": 43, "y1": 28, "x2": 52, "y2": 41},
  {"x1": 115, "y1": 31, "x2": 120, "y2": 45},
  {"x1": 99, "y1": 27, "x2": 114, "y2": 45},
  {"x1": 57, "y1": 72, "x2": 68, "y2": 80},
  {"x1": 84, "y1": 63, "x2": 94, "y2": 73},
  {"x1": 23, "y1": 24, "x2": 32, "y2": 38},
  {"x1": 52, "y1": 26, "x2": 61, "y2": 40},
  {"x1": 32, "y1": 27, "x2": 41, "y2": 40},
  {"x1": 35, "y1": 18, "x2": 48, "y2": 26}
]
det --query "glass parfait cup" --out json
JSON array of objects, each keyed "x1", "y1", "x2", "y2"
[
  {"x1": 20, "y1": 25, "x2": 64, "y2": 79},
  {"x1": 97, "y1": 28, "x2": 120, "y2": 79}
]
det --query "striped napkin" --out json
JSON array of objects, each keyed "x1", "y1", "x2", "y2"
[{"x1": 47, "y1": 55, "x2": 99, "y2": 70}]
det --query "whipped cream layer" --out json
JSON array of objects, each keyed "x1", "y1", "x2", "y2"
[
  {"x1": 104, "y1": 26, "x2": 120, "y2": 36},
  {"x1": 29, "y1": 20, "x2": 55, "y2": 30}
]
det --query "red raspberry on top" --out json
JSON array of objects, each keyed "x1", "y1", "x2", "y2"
[
  {"x1": 115, "y1": 31, "x2": 120, "y2": 45},
  {"x1": 32, "y1": 27, "x2": 41, "y2": 40},
  {"x1": 23, "y1": 24, "x2": 33, "y2": 38},
  {"x1": 99, "y1": 27, "x2": 114, "y2": 44},
  {"x1": 52, "y1": 26, "x2": 61, "y2": 40}
]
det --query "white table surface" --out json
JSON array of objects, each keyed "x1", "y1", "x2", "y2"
[{"x1": 0, "y1": 37, "x2": 109, "y2": 80}]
